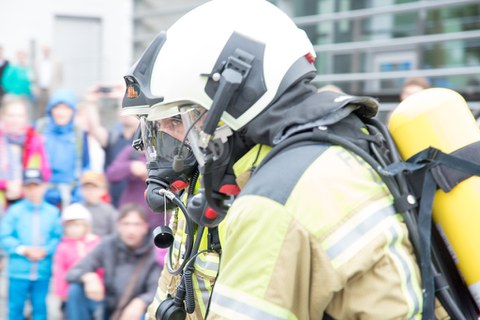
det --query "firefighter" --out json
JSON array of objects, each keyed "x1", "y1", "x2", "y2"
[{"x1": 121, "y1": 0, "x2": 450, "y2": 318}]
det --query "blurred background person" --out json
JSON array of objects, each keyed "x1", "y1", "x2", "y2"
[
  {"x1": 384, "y1": 76, "x2": 432, "y2": 124},
  {"x1": 80, "y1": 171, "x2": 118, "y2": 237},
  {"x1": 65, "y1": 203, "x2": 161, "y2": 320},
  {"x1": 35, "y1": 45, "x2": 63, "y2": 121},
  {"x1": 87, "y1": 108, "x2": 139, "y2": 208},
  {"x1": 106, "y1": 145, "x2": 163, "y2": 231},
  {"x1": 36, "y1": 88, "x2": 90, "y2": 209},
  {"x1": 400, "y1": 76, "x2": 431, "y2": 102},
  {"x1": 105, "y1": 145, "x2": 168, "y2": 267},
  {"x1": 0, "y1": 95, "x2": 51, "y2": 210},
  {"x1": 0, "y1": 168, "x2": 62, "y2": 320},
  {"x1": 1, "y1": 50, "x2": 34, "y2": 111},
  {"x1": 53, "y1": 203, "x2": 101, "y2": 317},
  {"x1": 0, "y1": 46, "x2": 9, "y2": 101},
  {"x1": 75, "y1": 100, "x2": 106, "y2": 173}
]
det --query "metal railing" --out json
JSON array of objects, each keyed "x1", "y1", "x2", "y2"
[
  {"x1": 313, "y1": 30, "x2": 480, "y2": 53},
  {"x1": 293, "y1": 0, "x2": 479, "y2": 25}
]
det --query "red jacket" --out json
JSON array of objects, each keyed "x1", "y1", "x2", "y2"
[
  {"x1": 0, "y1": 127, "x2": 51, "y2": 208},
  {"x1": 53, "y1": 234, "x2": 102, "y2": 300}
]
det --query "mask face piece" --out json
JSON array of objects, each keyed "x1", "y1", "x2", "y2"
[
  {"x1": 138, "y1": 116, "x2": 198, "y2": 212},
  {"x1": 141, "y1": 105, "x2": 235, "y2": 220}
]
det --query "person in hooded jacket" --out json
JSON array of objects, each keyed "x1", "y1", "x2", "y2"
[
  {"x1": 65, "y1": 203, "x2": 162, "y2": 320},
  {"x1": 121, "y1": 1, "x2": 450, "y2": 319},
  {"x1": 36, "y1": 88, "x2": 90, "y2": 208}
]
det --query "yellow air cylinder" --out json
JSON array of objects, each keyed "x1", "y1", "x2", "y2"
[{"x1": 388, "y1": 87, "x2": 480, "y2": 308}]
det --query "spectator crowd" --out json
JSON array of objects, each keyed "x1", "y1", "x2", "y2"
[{"x1": 0, "y1": 45, "x2": 164, "y2": 320}]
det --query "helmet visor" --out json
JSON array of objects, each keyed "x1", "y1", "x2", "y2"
[{"x1": 179, "y1": 105, "x2": 209, "y2": 167}]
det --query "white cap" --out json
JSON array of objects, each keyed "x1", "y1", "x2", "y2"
[{"x1": 62, "y1": 203, "x2": 92, "y2": 223}]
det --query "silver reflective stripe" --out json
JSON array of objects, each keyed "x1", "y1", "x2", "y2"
[
  {"x1": 386, "y1": 225, "x2": 421, "y2": 318},
  {"x1": 196, "y1": 256, "x2": 219, "y2": 273},
  {"x1": 326, "y1": 205, "x2": 395, "y2": 260},
  {"x1": 172, "y1": 237, "x2": 182, "y2": 251},
  {"x1": 196, "y1": 276, "x2": 211, "y2": 310},
  {"x1": 213, "y1": 291, "x2": 285, "y2": 320}
]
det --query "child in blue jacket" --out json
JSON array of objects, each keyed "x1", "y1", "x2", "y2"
[
  {"x1": 36, "y1": 88, "x2": 90, "y2": 209},
  {"x1": 0, "y1": 168, "x2": 63, "y2": 320}
]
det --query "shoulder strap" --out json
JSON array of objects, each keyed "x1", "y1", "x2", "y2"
[{"x1": 110, "y1": 251, "x2": 151, "y2": 320}]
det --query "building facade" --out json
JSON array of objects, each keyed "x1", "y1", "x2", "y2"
[
  {"x1": 1, "y1": 0, "x2": 133, "y2": 98},
  {"x1": 132, "y1": 0, "x2": 480, "y2": 113}
]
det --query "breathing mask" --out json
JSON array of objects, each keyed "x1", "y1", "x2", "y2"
[{"x1": 135, "y1": 116, "x2": 197, "y2": 212}]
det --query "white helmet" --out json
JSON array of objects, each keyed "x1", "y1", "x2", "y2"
[
  {"x1": 122, "y1": 0, "x2": 316, "y2": 131},
  {"x1": 62, "y1": 203, "x2": 92, "y2": 223}
]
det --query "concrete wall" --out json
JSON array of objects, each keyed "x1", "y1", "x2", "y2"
[{"x1": 0, "y1": 0, "x2": 133, "y2": 96}]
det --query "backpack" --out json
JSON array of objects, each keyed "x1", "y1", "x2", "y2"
[{"x1": 259, "y1": 91, "x2": 480, "y2": 320}]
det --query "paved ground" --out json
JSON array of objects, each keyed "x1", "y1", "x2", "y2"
[{"x1": 0, "y1": 258, "x2": 62, "y2": 320}]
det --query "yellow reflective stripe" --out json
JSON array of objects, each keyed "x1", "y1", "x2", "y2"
[
  {"x1": 210, "y1": 284, "x2": 297, "y2": 320},
  {"x1": 170, "y1": 234, "x2": 186, "y2": 266},
  {"x1": 385, "y1": 222, "x2": 423, "y2": 319},
  {"x1": 322, "y1": 198, "x2": 396, "y2": 267},
  {"x1": 169, "y1": 211, "x2": 188, "y2": 265},
  {"x1": 195, "y1": 253, "x2": 219, "y2": 278},
  {"x1": 192, "y1": 253, "x2": 218, "y2": 315}
]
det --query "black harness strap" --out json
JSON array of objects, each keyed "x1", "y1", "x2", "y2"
[
  {"x1": 208, "y1": 227, "x2": 222, "y2": 254},
  {"x1": 384, "y1": 143, "x2": 480, "y2": 320},
  {"x1": 430, "y1": 141, "x2": 480, "y2": 192},
  {"x1": 322, "y1": 312, "x2": 335, "y2": 320}
]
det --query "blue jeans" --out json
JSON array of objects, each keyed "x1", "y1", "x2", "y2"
[
  {"x1": 8, "y1": 278, "x2": 50, "y2": 320},
  {"x1": 66, "y1": 283, "x2": 106, "y2": 320}
]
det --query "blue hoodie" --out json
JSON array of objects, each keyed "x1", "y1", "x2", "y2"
[
  {"x1": 0, "y1": 198, "x2": 62, "y2": 280},
  {"x1": 39, "y1": 89, "x2": 90, "y2": 185}
]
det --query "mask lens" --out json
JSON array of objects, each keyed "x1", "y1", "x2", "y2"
[
  {"x1": 139, "y1": 115, "x2": 193, "y2": 163},
  {"x1": 140, "y1": 116, "x2": 157, "y2": 162}
]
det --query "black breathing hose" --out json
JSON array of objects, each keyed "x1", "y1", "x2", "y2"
[{"x1": 163, "y1": 190, "x2": 196, "y2": 275}]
